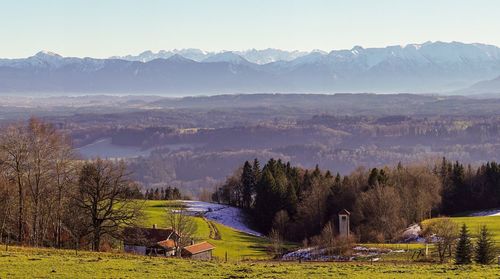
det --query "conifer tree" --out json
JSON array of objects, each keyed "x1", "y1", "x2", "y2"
[
  {"x1": 455, "y1": 224, "x2": 473, "y2": 264},
  {"x1": 172, "y1": 188, "x2": 181, "y2": 200},
  {"x1": 241, "y1": 161, "x2": 255, "y2": 209},
  {"x1": 475, "y1": 225, "x2": 496, "y2": 264}
]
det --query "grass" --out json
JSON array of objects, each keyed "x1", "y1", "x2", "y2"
[
  {"x1": 140, "y1": 200, "x2": 272, "y2": 260},
  {"x1": 1, "y1": 246, "x2": 500, "y2": 278},
  {"x1": 423, "y1": 216, "x2": 500, "y2": 246}
]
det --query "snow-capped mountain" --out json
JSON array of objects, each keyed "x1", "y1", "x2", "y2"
[
  {"x1": 1, "y1": 42, "x2": 500, "y2": 94},
  {"x1": 202, "y1": 51, "x2": 251, "y2": 65},
  {"x1": 112, "y1": 48, "x2": 309, "y2": 64},
  {"x1": 234, "y1": 48, "x2": 308, "y2": 64},
  {"x1": 110, "y1": 49, "x2": 214, "y2": 62}
]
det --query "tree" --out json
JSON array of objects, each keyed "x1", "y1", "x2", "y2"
[
  {"x1": 0, "y1": 174, "x2": 14, "y2": 243},
  {"x1": 272, "y1": 210, "x2": 289, "y2": 236},
  {"x1": 319, "y1": 221, "x2": 336, "y2": 255},
  {"x1": 475, "y1": 225, "x2": 496, "y2": 264},
  {"x1": 24, "y1": 118, "x2": 71, "y2": 246},
  {"x1": 241, "y1": 161, "x2": 255, "y2": 209},
  {"x1": 253, "y1": 168, "x2": 282, "y2": 232},
  {"x1": 355, "y1": 184, "x2": 404, "y2": 242},
  {"x1": 172, "y1": 187, "x2": 181, "y2": 200},
  {"x1": 73, "y1": 159, "x2": 142, "y2": 251},
  {"x1": 455, "y1": 224, "x2": 473, "y2": 265},
  {"x1": 154, "y1": 188, "x2": 160, "y2": 200},
  {"x1": 0, "y1": 123, "x2": 29, "y2": 243},
  {"x1": 425, "y1": 218, "x2": 458, "y2": 263},
  {"x1": 164, "y1": 187, "x2": 173, "y2": 200},
  {"x1": 269, "y1": 228, "x2": 283, "y2": 257},
  {"x1": 165, "y1": 208, "x2": 197, "y2": 256},
  {"x1": 51, "y1": 131, "x2": 77, "y2": 248}
]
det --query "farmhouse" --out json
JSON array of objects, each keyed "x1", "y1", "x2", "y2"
[
  {"x1": 181, "y1": 241, "x2": 216, "y2": 260},
  {"x1": 123, "y1": 226, "x2": 179, "y2": 256}
]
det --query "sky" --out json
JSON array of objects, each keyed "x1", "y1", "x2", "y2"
[{"x1": 1, "y1": 0, "x2": 499, "y2": 58}]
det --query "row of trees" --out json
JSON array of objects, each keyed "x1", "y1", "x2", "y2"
[
  {"x1": 455, "y1": 224, "x2": 496, "y2": 265},
  {"x1": 214, "y1": 158, "x2": 499, "y2": 244},
  {"x1": 438, "y1": 158, "x2": 500, "y2": 214},
  {"x1": 144, "y1": 187, "x2": 182, "y2": 200},
  {"x1": 0, "y1": 118, "x2": 141, "y2": 250}
]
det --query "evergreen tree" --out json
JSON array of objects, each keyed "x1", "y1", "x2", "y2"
[
  {"x1": 165, "y1": 187, "x2": 173, "y2": 200},
  {"x1": 254, "y1": 168, "x2": 280, "y2": 232},
  {"x1": 284, "y1": 183, "x2": 298, "y2": 216},
  {"x1": 172, "y1": 187, "x2": 181, "y2": 200},
  {"x1": 368, "y1": 168, "x2": 379, "y2": 187},
  {"x1": 312, "y1": 164, "x2": 321, "y2": 178},
  {"x1": 455, "y1": 224, "x2": 473, "y2": 264},
  {"x1": 252, "y1": 158, "x2": 261, "y2": 179},
  {"x1": 241, "y1": 161, "x2": 255, "y2": 209},
  {"x1": 475, "y1": 225, "x2": 496, "y2": 264}
]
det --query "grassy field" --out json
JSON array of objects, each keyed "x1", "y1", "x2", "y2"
[
  {"x1": 140, "y1": 200, "x2": 271, "y2": 260},
  {"x1": 423, "y1": 216, "x2": 500, "y2": 245},
  {"x1": 1, "y1": 246, "x2": 499, "y2": 278}
]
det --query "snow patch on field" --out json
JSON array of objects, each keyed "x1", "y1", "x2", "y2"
[
  {"x1": 469, "y1": 209, "x2": 500, "y2": 217},
  {"x1": 181, "y1": 201, "x2": 262, "y2": 237}
]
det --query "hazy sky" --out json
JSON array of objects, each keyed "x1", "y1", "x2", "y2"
[{"x1": 1, "y1": 0, "x2": 499, "y2": 58}]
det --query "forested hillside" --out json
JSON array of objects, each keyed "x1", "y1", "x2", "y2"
[{"x1": 214, "y1": 158, "x2": 500, "y2": 242}]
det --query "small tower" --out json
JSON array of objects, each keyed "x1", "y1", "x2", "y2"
[{"x1": 338, "y1": 209, "x2": 350, "y2": 237}]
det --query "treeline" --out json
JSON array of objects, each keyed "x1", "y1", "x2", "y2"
[
  {"x1": 144, "y1": 187, "x2": 182, "y2": 200},
  {"x1": 0, "y1": 118, "x2": 142, "y2": 251},
  {"x1": 213, "y1": 158, "x2": 500, "y2": 243}
]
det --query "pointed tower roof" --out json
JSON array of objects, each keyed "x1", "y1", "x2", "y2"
[{"x1": 338, "y1": 209, "x2": 350, "y2": 215}]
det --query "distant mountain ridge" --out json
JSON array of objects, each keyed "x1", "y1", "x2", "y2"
[
  {"x1": 110, "y1": 48, "x2": 309, "y2": 64},
  {"x1": 1, "y1": 42, "x2": 500, "y2": 94},
  {"x1": 467, "y1": 75, "x2": 500, "y2": 94}
]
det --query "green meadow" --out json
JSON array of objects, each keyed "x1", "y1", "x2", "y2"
[
  {"x1": 140, "y1": 200, "x2": 271, "y2": 260},
  {"x1": 423, "y1": 215, "x2": 500, "y2": 245},
  {"x1": 1, "y1": 201, "x2": 500, "y2": 278},
  {"x1": 1, "y1": 246, "x2": 499, "y2": 278}
]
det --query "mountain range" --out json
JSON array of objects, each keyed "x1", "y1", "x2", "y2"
[
  {"x1": 1, "y1": 42, "x2": 500, "y2": 95},
  {"x1": 110, "y1": 48, "x2": 309, "y2": 64}
]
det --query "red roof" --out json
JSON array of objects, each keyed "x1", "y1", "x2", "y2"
[
  {"x1": 182, "y1": 242, "x2": 215, "y2": 255},
  {"x1": 123, "y1": 227, "x2": 179, "y2": 246},
  {"x1": 157, "y1": 239, "x2": 176, "y2": 249}
]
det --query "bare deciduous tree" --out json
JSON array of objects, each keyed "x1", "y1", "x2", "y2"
[
  {"x1": 165, "y1": 208, "x2": 197, "y2": 256},
  {"x1": 269, "y1": 228, "x2": 283, "y2": 257},
  {"x1": 0, "y1": 123, "x2": 29, "y2": 242},
  {"x1": 424, "y1": 218, "x2": 458, "y2": 263},
  {"x1": 0, "y1": 174, "x2": 14, "y2": 243},
  {"x1": 73, "y1": 159, "x2": 142, "y2": 251}
]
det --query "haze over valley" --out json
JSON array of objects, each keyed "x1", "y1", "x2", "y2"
[{"x1": 2, "y1": 93, "x2": 500, "y2": 197}]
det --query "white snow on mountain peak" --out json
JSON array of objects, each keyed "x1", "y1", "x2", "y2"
[
  {"x1": 203, "y1": 51, "x2": 249, "y2": 64},
  {"x1": 36, "y1": 50, "x2": 61, "y2": 57}
]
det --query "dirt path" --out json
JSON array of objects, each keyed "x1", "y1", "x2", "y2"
[{"x1": 203, "y1": 217, "x2": 222, "y2": 240}]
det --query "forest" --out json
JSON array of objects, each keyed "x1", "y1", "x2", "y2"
[{"x1": 213, "y1": 158, "x2": 500, "y2": 242}]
